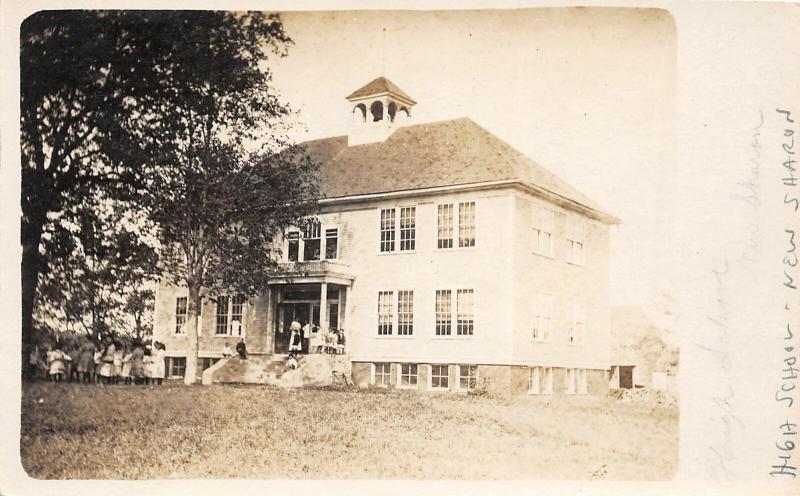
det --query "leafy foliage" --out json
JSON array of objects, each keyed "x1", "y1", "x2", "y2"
[
  {"x1": 35, "y1": 189, "x2": 158, "y2": 340},
  {"x1": 21, "y1": 12, "x2": 316, "y2": 366}
]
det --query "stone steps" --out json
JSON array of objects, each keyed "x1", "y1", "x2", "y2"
[{"x1": 207, "y1": 353, "x2": 351, "y2": 388}]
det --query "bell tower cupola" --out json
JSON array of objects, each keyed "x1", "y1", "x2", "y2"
[{"x1": 346, "y1": 76, "x2": 416, "y2": 146}]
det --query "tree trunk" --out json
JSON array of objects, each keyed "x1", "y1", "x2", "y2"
[
  {"x1": 184, "y1": 285, "x2": 201, "y2": 385},
  {"x1": 20, "y1": 215, "x2": 46, "y2": 347}
]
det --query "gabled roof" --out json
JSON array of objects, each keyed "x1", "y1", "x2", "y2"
[
  {"x1": 345, "y1": 76, "x2": 417, "y2": 104},
  {"x1": 301, "y1": 117, "x2": 618, "y2": 223}
]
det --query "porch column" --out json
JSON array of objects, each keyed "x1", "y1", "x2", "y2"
[
  {"x1": 264, "y1": 287, "x2": 274, "y2": 353},
  {"x1": 319, "y1": 282, "x2": 328, "y2": 332},
  {"x1": 337, "y1": 286, "x2": 346, "y2": 330},
  {"x1": 342, "y1": 285, "x2": 350, "y2": 337}
]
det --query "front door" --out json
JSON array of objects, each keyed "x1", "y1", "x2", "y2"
[{"x1": 275, "y1": 303, "x2": 311, "y2": 354}]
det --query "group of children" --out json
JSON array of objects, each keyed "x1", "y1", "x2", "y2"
[
  {"x1": 28, "y1": 337, "x2": 168, "y2": 385},
  {"x1": 287, "y1": 321, "x2": 345, "y2": 356}
]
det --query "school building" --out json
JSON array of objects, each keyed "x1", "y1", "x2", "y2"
[{"x1": 152, "y1": 77, "x2": 620, "y2": 395}]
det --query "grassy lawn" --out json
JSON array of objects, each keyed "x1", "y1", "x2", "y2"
[{"x1": 20, "y1": 381, "x2": 677, "y2": 480}]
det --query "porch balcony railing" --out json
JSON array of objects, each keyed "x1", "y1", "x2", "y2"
[
  {"x1": 275, "y1": 260, "x2": 350, "y2": 274},
  {"x1": 269, "y1": 260, "x2": 354, "y2": 285}
]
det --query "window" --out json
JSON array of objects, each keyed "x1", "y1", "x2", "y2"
[
  {"x1": 303, "y1": 222, "x2": 321, "y2": 261},
  {"x1": 378, "y1": 290, "x2": 416, "y2": 337},
  {"x1": 399, "y1": 207, "x2": 416, "y2": 251},
  {"x1": 435, "y1": 289, "x2": 475, "y2": 337},
  {"x1": 398, "y1": 363, "x2": 418, "y2": 389},
  {"x1": 532, "y1": 293, "x2": 553, "y2": 342},
  {"x1": 543, "y1": 367, "x2": 553, "y2": 394},
  {"x1": 430, "y1": 364, "x2": 449, "y2": 390},
  {"x1": 380, "y1": 208, "x2": 396, "y2": 252},
  {"x1": 215, "y1": 296, "x2": 229, "y2": 335},
  {"x1": 529, "y1": 366, "x2": 554, "y2": 395},
  {"x1": 566, "y1": 368, "x2": 588, "y2": 395},
  {"x1": 230, "y1": 295, "x2": 245, "y2": 336},
  {"x1": 579, "y1": 369, "x2": 588, "y2": 394},
  {"x1": 458, "y1": 365, "x2": 478, "y2": 391},
  {"x1": 437, "y1": 204, "x2": 454, "y2": 249},
  {"x1": 397, "y1": 290, "x2": 414, "y2": 335},
  {"x1": 169, "y1": 357, "x2": 186, "y2": 378},
  {"x1": 380, "y1": 207, "x2": 416, "y2": 253},
  {"x1": 458, "y1": 201, "x2": 476, "y2": 247},
  {"x1": 215, "y1": 295, "x2": 246, "y2": 335},
  {"x1": 328, "y1": 303, "x2": 339, "y2": 331},
  {"x1": 566, "y1": 368, "x2": 578, "y2": 395},
  {"x1": 200, "y1": 357, "x2": 219, "y2": 372},
  {"x1": 437, "y1": 202, "x2": 476, "y2": 249},
  {"x1": 373, "y1": 363, "x2": 391, "y2": 387},
  {"x1": 377, "y1": 291, "x2": 394, "y2": 335},
  {"x1": 568, "y1": 302, "x2": 585, "y2": 345},
  {"x1": 529, "y1": 366, "x2": 540, "y2": 394},
  {"x1": 567, "y1": 217, "x2": 586, "y2": 265},
  {"x1": 435, "y1": 290, "x2": 452, "y2": 336},
  {"x1": 287, "y1": 231, "x2": 300, "y2": 262},
  {"x1": 456, "y1": 289, "x2": 474, "y2": 336},
  {"x1": 325, "y1": 228, "x2": 338, "y2": 260},
  {"x1": 175, "y1": 297, "x2": 188, "y2": 334},
  {"x1": 532, "y1": 206, "x2": 555, "y2": 256}
]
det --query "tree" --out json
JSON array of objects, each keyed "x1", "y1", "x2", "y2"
[
  {"x1": 20, "y1": 12, "x2": 308, "y2": 358},
  {"x1": 125, "y1": 12, "x2": 318, "y2": 384},
  {"x1": 125, "y1": 288, "x2": 155, "y2": 340},
  {"x1": 21, "y1": 11, "x2": 163, "y2": 346},
  {"x1": 35, "y1": 189, "x2": 158, "y2": 341}
]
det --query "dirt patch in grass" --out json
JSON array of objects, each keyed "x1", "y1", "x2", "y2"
[{"x1": 20, "y1": 381, "x2": 677, "y2": 480}]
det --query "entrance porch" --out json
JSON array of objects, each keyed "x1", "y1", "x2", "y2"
[{"x1": 247, "y1": 261, "x2": 354, "y2": 356}]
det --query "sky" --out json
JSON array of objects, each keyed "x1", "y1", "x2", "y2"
[{"x1": 267, "y1": 8, "x2": 677, "y2": 317}]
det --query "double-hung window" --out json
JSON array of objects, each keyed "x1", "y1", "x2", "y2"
[
  {"x1": 567, "y1": 216, "x2": 586, "y2": 265},
  {"x1": 230, "y1": 295, "x2": 245, "y2": 336},
  {"x1": 325, "y1": 228, "x2": 338, "y2": 259},
  {"x1": 287, "y1": 232, "x2": 300, "y2": 262},
  {"x1": 435, "y1": 290, "x2": 453, "y2": 335},
  {"x1": 377, "y1": 291, "x2": 394, "y2": 335},
  {"x1": 215, "y1": 295, "x2": 246, "y2": 336},
  {"x1": 568, "y1": 302, "x2": 585, "y2": 345},
  {"x1": 435, "y1": 289, "x2": 475, "y2": 336},
  {"x1": 532, "y1": 206, "x2": 555, "y2": 257},
  {"x1": 456, "y1": 289, "x2": 474, "y2": 336},
  {"x1": 399, "y1": 207, "x2": 416, "y2": 251},
  {"x1": 303, "y1": 222, "x2": 321, "y2": 261},
  {"x1": 437, "y1": 201, "x2": 476, "y2": 249},
  {"x1": 532, "y1": 293, "x2": 553, "y2": 342},
  {"x1": 175, "y1": 297, "x2": 188, "y2": 334},
  {"x1": 380, "y1": 207, "x2": 415, "y2": 253},
  {"x1": 215, "y1": 296, "x2": 229, "y2": 335},
  {"x1": 379, "y1": 209, "x2": 396, "y2": 252},
  {"x1": 397, "y1": 290, "x2": 414, "y2": 335},
  {"x1": 436, "y1": 204, "x2": 454, "y2": 249}
]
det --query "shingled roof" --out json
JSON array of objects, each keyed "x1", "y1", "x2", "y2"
[
  {"x1": 302, "y1": 117, "x2": 618, "y2": 223},
  {"x1": 345, "y1": 76, "x2": 417, "y2": 104}
]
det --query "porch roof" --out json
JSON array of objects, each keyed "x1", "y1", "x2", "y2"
[{"x1": 268, "y1": 261, "x2": 354, "y2": 286}]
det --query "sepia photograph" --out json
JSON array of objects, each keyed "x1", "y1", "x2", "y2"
[{"x1": 16, "y1": 6, "x2": 681, "y2": 482}]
